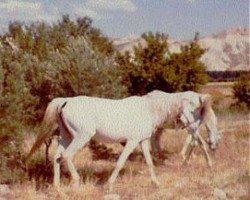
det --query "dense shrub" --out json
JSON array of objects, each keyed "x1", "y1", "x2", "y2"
[
  {"x1": 5, "y1": 15, "x2": 114, "y2": 60},
  {"x1": 23, "y1": 36, "x2": 127, "y2": 122},
  {"x1": 0, "y1": 15, "x2": 126, "y2": 184},
  {"x1": 233, "y1": 74, "x2": 250, "y2": 109},
  {"x1": 116, "y1": 32, "x2": 208, "y2": 95},
  {"x1": 0, "y1": 49, "x2": 38, "y2": 184}
]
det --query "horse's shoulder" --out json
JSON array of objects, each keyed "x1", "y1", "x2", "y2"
[{"x1": 200, "y1": 93, "x2": 212, "y2": 100}]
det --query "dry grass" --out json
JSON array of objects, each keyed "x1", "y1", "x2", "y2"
[
  {"x1": 10, "y1": 123, "x2": 249, "y2": 199},
  {"x1": 2, "y1": 82, "x2": 250, "y2": 199}
]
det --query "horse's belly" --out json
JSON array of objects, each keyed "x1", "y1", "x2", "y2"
[
  {"x1": 93, "y1": 132, "x2": 126, "y2": 143},
  {"x1": 94, "y1": 121, "x2": 152, "y2": 142}
]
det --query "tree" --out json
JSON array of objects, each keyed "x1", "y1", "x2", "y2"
[
  {"x1": 165, "y1": 41, "x2": 208, "y2": 92},
  {"x1": 4, "y1": 15, "x2": 114, "y2": 61},
  {"x1": 0, "y1": 15, "x2": 125, "y2": 182},
  {"x1": 11, "y1": 38, "x2": 125, "y2": 124},
  {"x1": 116, "y1": 32, "x2": 208, "y2": 95}
]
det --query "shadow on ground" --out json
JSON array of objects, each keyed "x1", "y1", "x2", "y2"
[{"x1": 27, "y1": 141, "x2": 173, "y2": 190}]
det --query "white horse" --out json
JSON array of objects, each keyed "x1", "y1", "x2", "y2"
[
  {"x1": 151, "y1": 91, "x2": 221, "y2": 167},
  {"x1": 26, "y1": 90, "x2": 220, "y2": 192},
  {"x1": 179, "y1": 98, "x2": 221, "y2": 167}
]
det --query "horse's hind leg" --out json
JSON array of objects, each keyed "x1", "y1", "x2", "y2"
[
  {"x1": 141, "y1": 138, "x2": 160, "y2": 186},
  {"x1": 62, "y1": 134, "x2": 91, "y2": 187},
  {"x1": 54, "y1": 141, "x2": 67, "y2": 188},
  {"x1": 108, "y1": 140, "x2": 139, "y2": 192}
]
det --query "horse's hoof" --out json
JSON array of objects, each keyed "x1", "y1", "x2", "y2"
[
  {"x1": 72, "y1": 180, "x2": 80, "y2": 189},
  {"x1": 104, "y1": 193, "x2": 120, "y2": 200},
  {"x1": 181, "y1": 160, "x2": 189, "y2": 166},
  {"x1": 152, "y1": 179, "x2": 160, "y2": 187},
  {"x1": 108, "y1": 186, "x2": 113, "y2": 193},
  {"x1": 54, "y1": 184, "x2": 61, "y2": 192}
]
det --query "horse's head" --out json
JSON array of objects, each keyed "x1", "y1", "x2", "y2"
[
  {"x1": 203, "y1": 108, "x2": 221, "y2": 151},
  {"x1": 198, "y1": 95, "x2": 221, "y2": 150},
  {"x1": 176, "y1": 96, "x2": 221, "y2": 150},
  {"x1": 206, "y1": 130, "x2": 221, "y2": 150}
]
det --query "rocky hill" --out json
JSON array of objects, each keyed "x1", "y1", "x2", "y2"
[{"x1": 112, "y1": 28, "x2": 249, "y2": 71}]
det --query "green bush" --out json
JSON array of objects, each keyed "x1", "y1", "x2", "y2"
[
  {"x1": 24, "y1": 36, "x2": 127, "y2": 121},
  {"x1": 233, "y1": 74, "x2": 250, "y2": 109},
  {"x1": 0, "y1": 15, "x2": 126, "y2": 184},
  {"x1": 116, "y1": 32, "x2": 208, "y2": 95}
]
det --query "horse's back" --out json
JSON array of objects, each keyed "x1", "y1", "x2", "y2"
[{"x1": 60, "y1": 95, "x2": 154, "y2": 141}]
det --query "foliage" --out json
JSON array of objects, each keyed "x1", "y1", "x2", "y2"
[
  {"x1": 48, "y1": 36, "x2": 126, "y2": 99},
  {"x1": 116, "y1": 32, "x2": 208, "y2": 95},
  {"x1": 25, "y1": 36, "x2": 127, "y2": 121},
  {"x1": 0, "y1": 50, "x2": 38, "y2": 182},
  {"x1": 0, "y1": 15, "x2": 126, "y2": 183},
  {"x1": 233, "y1": 74, "x2": 250, "y2": 109},
  {"x1": 5, "y1": 15, "x2": 114, "y2": 60}
]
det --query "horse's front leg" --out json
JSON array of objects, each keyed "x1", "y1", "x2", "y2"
[
  {"x1": 197, "y1": 134, "x2": 213, "y2": 167},
  {"x1": 108, "y1": 140, "x2": 139, "y2": 193},
  {"x1": 183, "y1": 132, "x2": 213, "y2": 167},
  {"x1": 141, "y1": 138, "x2": 160, "y2": 186},
  {"x1": 182, "y1": 137, "x2": 196, "y2": 165},
  {"x1": 180, "y1": 134, "x2": 193, "y2": 160}
]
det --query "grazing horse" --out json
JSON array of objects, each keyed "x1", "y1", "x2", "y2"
[
  {"x1": 151, "y1": 91, "x2": 221, "y2": 167},
  {"x1": 26, "y1": 90, "x2": 220, "y2": 192},
  {"x1": 179, "y1": 99, "x2": 221, "y2": 167}
]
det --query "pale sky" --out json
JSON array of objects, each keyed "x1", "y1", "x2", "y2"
[{"x1": 0, "y1": 0, "x2": 248, "y2": 39}]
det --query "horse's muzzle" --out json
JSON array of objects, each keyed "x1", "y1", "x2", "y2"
[
  {"x1": 207, "y1": 138, "x2": 218, "y2": 151},
  {"x1": 209, "y1": 144, "x2": 218, "y2": 151}
]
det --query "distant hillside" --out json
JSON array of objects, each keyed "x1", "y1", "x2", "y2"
[{"x1": 112, "y1": 28, "x2": 250, "y2": 71}]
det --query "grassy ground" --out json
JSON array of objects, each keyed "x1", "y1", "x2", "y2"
[{"x1": 2, "y1": 82, "x2": 250, "y2": 200}]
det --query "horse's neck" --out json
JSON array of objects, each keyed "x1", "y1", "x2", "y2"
[
  {"x1": 204, "y1": 107, "x2": 218, "y2": 133},
  {"x1": 148, "y1": 94, "x2": 181, "y2": 127}
]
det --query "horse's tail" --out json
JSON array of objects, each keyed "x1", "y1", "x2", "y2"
[{"x1": 25, "y1": 98, "x2": 67, "y2": 163}]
